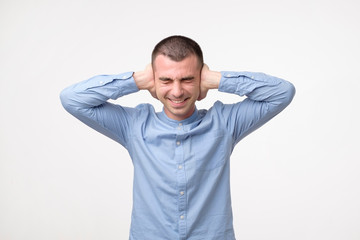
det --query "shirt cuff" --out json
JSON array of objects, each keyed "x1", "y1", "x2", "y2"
[
  {"x1": 219, "y1": 71, "x2": 280, "y2": 96},
  {"x1": 112, "y1": 71, "x2": 139, "y2": 96}
]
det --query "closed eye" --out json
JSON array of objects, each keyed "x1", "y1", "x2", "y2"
[
  {"x1": 158, "y1": 76, "x2": 195, "y2": 84},
  {"x1": 158, "y1": 77, "x2": 172, "y2": 84},
  {"x1": 181, "y1": 77, "x2": 195, "y2": 82}
]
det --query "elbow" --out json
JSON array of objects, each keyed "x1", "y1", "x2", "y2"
[
  {"x1": 280, "y1": 80, "x2": 296, "y2": 107},
  {"x1": 287, "y1": 81, "x2": 296, "y2": 103},
  {"x1": 59, "y1": 87, "x2": 76, "y2": 113}
]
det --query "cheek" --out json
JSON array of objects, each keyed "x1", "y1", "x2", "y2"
[
  {"x1": 155, "y1": 85, "x2": 170, "y2": 98},
  {"x1": 186, "y1": 84, "x2": 200, "y2": 95}
]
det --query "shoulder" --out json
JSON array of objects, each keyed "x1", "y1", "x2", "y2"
[
  {"x1": 209, "y1": 100, "x2": 232, "y2": 114},
  {"x1": 135, "y1": 103, "x2": 154, "y2": 110},
  {"x1": 202, "y1": 100, "x2": 245, "y2": 123},
  {"x1": 197, "y1": 101, "x2": 230, "y2": 121},
  {"x1": 132, "y1": 103, "x2": 157, "y2": 120}
]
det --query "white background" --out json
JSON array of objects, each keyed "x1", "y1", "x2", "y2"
[{"x1": 1, "y1": 0, "x2": 359, "y2": 239}]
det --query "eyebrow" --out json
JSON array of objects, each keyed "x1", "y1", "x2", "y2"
[{"x1": 158, "y1": 76, "x2": 195, "y2": 81}]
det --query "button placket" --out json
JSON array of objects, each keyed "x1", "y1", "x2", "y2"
[{"x1": 175, "y1": 132, "x2": 187, "y2": 238}]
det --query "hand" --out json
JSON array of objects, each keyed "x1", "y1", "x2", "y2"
[
  {"x1": 198, "y1": 64, "x2": 221, "y2": 101},
  {"x1": 133, "y1": 64, "x2": 157, "y2": 99}
]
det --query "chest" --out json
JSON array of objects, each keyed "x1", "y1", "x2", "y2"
[{"x1": 128, "y1": 120, "x2": 233, "y2": 172}]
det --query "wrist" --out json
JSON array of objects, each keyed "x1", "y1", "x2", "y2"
[{"x1": 204, "y1": 70, "x2": 221, "y2": 89}]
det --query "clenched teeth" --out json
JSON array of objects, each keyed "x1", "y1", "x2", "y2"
[{"x1": 170, "y1": 99, "x2": 185, "y2": 103}]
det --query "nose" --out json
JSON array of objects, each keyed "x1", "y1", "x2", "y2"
[{"x1": 171, "y1": 81, "x2": 183, "y2": 98}]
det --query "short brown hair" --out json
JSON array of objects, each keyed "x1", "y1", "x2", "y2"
[{"x1": 152, "y1": 35, "x2": 203, "y2": 68}]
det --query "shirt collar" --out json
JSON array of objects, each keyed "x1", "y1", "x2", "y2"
[{"x1": 158, "y1": 107, "x2": 199, "y2": 127}]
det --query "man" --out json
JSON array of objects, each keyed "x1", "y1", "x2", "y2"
[{"x1": 60, "y1": 35, "x2": 295, "y2": 240}]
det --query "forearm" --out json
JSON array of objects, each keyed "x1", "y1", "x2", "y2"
[
  {"x1": 59, "y1": 72, "x2": 140, "y2": 146},
  {"x1": 202, "y1": 70, "x2": 222, "y2": 89},
  {"x1": 219, "y1": 71, "x2": 295, "y2": 109},
  {"x1": 217, "y1": 71, "x2": 295, "y2": 143},
  {"x1": 60, "y1": 72, "x2": 138, "y2": 114}
]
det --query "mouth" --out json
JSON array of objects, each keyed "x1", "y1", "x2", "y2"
[
  {"x1": 168, "y1": 98, "x2": 189, "y2": 107},
  {"x1": 171, "y1": 99, "x2": 185, "y2": 103}
]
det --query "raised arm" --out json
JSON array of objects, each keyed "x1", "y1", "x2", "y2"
[
  {"x1": 59, "y1": 67, "x2": 155, "y2": 147},
  {"x1": 199, "y1": 65, "x2": 296, "y2": 144}
]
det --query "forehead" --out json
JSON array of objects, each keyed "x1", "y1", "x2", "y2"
[{"x1": 153, "y1": 55, "x2": 201, "y2": 78}]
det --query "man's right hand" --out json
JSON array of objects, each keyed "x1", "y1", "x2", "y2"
[{"x1": 133, "y1": 64, "x2": 157, "y2": 99}]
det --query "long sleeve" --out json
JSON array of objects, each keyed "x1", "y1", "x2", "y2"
[
  {"x1": 59, "y1": 72, "x2": 139, "y2": 147},
  {"x1": 217, "y1": 71, "x2": 296, "y2": 145}
]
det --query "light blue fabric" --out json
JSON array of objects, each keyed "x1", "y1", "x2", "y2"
[{"x1": 60, "y1": 71, "x2": 295, "y2": 240}]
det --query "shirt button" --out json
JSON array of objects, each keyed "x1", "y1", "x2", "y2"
[
  {"x1": 178, "y1": 123, "x2": 182, "y2": 126},
  {"x1": 180, "y1": 215, "x2": 184, "y2": 220},
  {"x1": 176, "y1": 141, "x2": 181, "y2": 146},
  {"x1": 180, "y1": 191, "x2": 184, "y2": 195},
  {"x1": 178, "y1": 165, "x2": 183, "y2": 169}
]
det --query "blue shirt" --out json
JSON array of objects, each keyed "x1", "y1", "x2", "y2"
[{"x1": 60, "y1": 71, "x2": 295, "y2": 240}]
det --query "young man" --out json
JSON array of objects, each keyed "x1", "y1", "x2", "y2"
[{"x1": 60, "y1": 35, "x2": 295, "y2": 240}]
